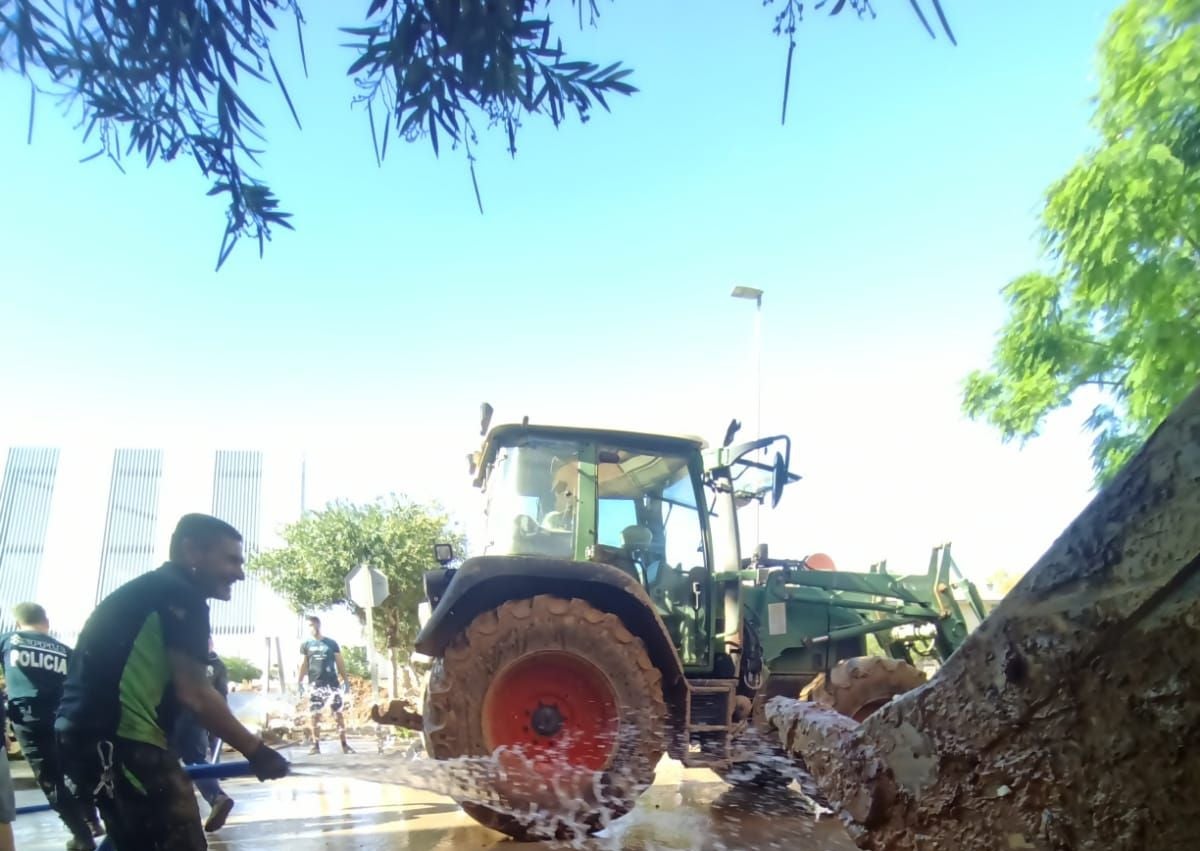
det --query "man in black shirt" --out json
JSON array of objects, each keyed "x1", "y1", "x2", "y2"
[
  {"x1": 56, "y1": 514, "x2": 290, "y2": 851},
  {"x1": 298, "y1": 616, "x2": 353, "y2": 755},
  {"x1": 1, "y1": 603, "x2": 101, "y2": 849}
]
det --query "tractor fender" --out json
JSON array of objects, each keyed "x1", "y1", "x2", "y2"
[{"x1": 414, "y1": 555, "x2": 689, "y2": 721}]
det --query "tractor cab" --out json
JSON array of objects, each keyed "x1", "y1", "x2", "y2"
[
  {"x1": 464, "y1": 420, "x2": 799, "y2": 668},
  {"x1": 472, "y1": 424, "x2": 716, "y2": 665}
]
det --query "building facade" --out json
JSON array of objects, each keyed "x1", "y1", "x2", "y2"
[
  {"x1": 0, "y1": 448, "x2": 61, "y2": 632},
  {"x1": 0, "y1": 446, "x2": 305, "y2": 654}
]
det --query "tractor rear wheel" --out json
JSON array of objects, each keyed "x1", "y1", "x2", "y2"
[
  {"x1": 423, "y1": 595, "x2": 667, "y2": 840},
  {"x1": 799, "y1": 656, "x2": 926, "y2": 722}
]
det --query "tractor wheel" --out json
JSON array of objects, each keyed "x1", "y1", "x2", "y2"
[
  {"x1": 799, "y1": 656, "x2": 927, "y2": 722},
  {"x1": 423, "y1": 595, "x2": 667, "y2": 840}
]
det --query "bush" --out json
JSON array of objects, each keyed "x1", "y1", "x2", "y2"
[{"x1": 343, "y1": 645, "x2": 370, "y2": 679}]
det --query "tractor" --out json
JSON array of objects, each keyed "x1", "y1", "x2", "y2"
[{"x1": 380, "y1": 409, "x2": 988, "y2": 838}]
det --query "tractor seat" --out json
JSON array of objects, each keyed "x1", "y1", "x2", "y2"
[
  {"x1": 622, "y1": 525, "x2": 663, "y2": 582},
  {"x1": 621, "y1": 525, "x2": 654, "y2": 549}
]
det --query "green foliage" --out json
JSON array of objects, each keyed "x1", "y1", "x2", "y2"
[
  {"x1": 1, "y1": 1, "x2": 953, "y2": 266},
  {"x1": 964, "y1": 0, "x2": 1200, "y2": 485},
  {"x1": 223, "y1": 656, "x2": 263, "y2": 683},
  {"x1": 248, "y1": 496, "x2": 465, "y2": 656},
  {"x1": 342, "y1": 644, "x2": 370, "y2": 679}
]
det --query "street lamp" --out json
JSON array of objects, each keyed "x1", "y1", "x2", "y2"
[
  {"x1": 730, "y1": 285, "x2": 764, "y2": 547},
  {"x1": 730, "y1": 286, "x2": 764, "y2": 441}
]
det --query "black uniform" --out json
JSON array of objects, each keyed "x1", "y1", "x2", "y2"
[
  {"x1": 1, "y1": 694, "x2": 16, "y2": 827},
  {"x1": 0, "y1": 629, "x2": 98, "y2": 846},
  {"x1": 55, "y1": 562, "x2": 213, "y2": 851}
]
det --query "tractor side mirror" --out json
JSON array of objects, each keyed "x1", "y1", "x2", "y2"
[
  {"x1": 770, "y1": 452, "x2": 788, "y2": 508},
  {"x1": 723, "y1": 418, "x2": 742, "y2": 448}
]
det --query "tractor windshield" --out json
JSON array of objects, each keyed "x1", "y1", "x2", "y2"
[
  {"x1": 479, "y1": 434, "x2": 711, "y2": 664},
  {"x1": 479, "y1": 437, "x2": 708, "y2": 577},
  {"x1": 481, "y1": 439, "x2": 582, "y2": 558}
]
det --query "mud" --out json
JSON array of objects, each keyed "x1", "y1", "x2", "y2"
[{"x1": 766, "y1": 384, "x2": 1200, "y2": 850}]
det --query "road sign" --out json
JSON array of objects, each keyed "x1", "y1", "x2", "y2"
[
  {"x1": 346, "y1": 563, "x2": 390, "y2": 608},
  {"x1": 346, "y1": 563, "x2": 390, "y2": 697}
]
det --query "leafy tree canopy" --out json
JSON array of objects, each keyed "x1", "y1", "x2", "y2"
[
  {"x1": 248, "y1": 496, "x2": 465, "y2": 656},
  {"x1": 0, "y1": 0, "x2": 953, "y2": 266},
  {"x1": 223, "y1": 655, "x2": 263, "y2": 683},
  {"x1": 963, "y1": 0, "x2": 1200, "y2": 485}
]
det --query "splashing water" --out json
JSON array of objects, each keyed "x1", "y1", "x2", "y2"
[{"x1": 287, "y1": 744, "x2": 855, "y2": 851}]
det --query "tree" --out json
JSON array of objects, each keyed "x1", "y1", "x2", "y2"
[
  {"x1": 247, "y1": 495, "x2": 465, "y2": 683},
  {"x1": 963, "y1": 0, "x2": 1200, "y2": 486},
  {"x1": 341, "y1": 645, "x2": 370, "y2": 680},
  {"x1": 223, "y1": 655, "x2": 263, "y2": 683},
  {"x1": 0, "y1": 1, "x2": 954, "y2": 267}
]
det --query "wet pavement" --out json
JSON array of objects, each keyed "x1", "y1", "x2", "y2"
[{"x1": 12, "y1": 745, "x2": 858, "y2": 850}]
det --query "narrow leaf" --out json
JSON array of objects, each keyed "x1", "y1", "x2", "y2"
[
  {"x1": 269, "y1": 53, "x2": 303, "y2": 130},
  {"x1": 906, "y1": 0, "x2": 937, "y2": 40},
  {"x1": 930, "y1": 0, "x2": 957, "y2": 45}
]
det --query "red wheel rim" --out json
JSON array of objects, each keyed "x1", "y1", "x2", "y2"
[{"x1": 482, "y1": 651, "x2": 619, "y2": 772}]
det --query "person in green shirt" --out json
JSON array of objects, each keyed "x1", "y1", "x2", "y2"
[
  {"x1": 1, "y1": 602, "x2": 102, "y2": 849},
  {"x1": 55, "y1": 513, "x2": 289, "y2": 850}
]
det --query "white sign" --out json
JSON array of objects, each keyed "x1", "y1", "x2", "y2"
[
  {"x1": 346, "y1": 563, "x2": 390, "y2": 608},
  {"x1": 767, "y1": 602, "x2": 787, "y2": 636}
]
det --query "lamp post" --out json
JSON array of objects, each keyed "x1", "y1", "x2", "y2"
[{"x1": 730, "y1": 285, "x2": 764, "y2": 548}]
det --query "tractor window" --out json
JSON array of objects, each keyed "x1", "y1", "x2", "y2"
[
  {"x1": 594, "y1": 448, "x2": 707, "y2": 583},
  {"x1": 482, "y1": 441, "x2": 580, "y2": 558},
  {"x1": 594, "y1": 447, "x2": 708, "y2": 665},
  {"x1": 661, "y1": 473, "x2": 703, "y2": 571},
  {"x1": 597, "y1": 499, "x2": 638, "y2": 548}
]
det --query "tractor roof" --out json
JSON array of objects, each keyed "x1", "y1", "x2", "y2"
[
  {"x1": 474, "y1": 423, "x2": 708, "y2": 486},
  {"x1": 484, "y1": 423, "x2": 708, "y2": 453}
]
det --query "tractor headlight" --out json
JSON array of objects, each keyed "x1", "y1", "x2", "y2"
[{"x1": 417, "y1": 601, "x2": 433, "y2": 628}]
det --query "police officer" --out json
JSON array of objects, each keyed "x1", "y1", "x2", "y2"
[
  {"x1": 55, "y1": 514, "x2": 290, "y2": 851},
  {"x1": 1, "y1": 603, "x2": 101, "y2": 850},
  {"x1": 1, "y1": 690, "x2": 16, "y2": 851}
]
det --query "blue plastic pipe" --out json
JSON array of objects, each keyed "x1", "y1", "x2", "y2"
[{"x1": 15, "y1": 759, "x2": 256, "y2": 818}]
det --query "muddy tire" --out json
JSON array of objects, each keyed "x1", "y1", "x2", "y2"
[
  {"x1": 423, "y1": 595, "x2": 667, "y2": 840},
  {"x1": 799, "y1": 656, "x2": 926, "y2": 722}
]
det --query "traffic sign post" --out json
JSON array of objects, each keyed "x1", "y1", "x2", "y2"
[{"x1": 346, "y1": 563, "x2": 390, "y2": 697}]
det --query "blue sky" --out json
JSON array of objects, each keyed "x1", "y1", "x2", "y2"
[{"x1": 0, "y1": 1, "x2": 1122, "y2": 590}]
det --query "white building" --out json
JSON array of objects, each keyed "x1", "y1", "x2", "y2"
[{"x1": 0, "y1": 446, "x2": 309, "y2": 667}]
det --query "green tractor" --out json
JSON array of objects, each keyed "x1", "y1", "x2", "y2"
[{"x1": 393, "y1": 411, "x2": 988, "y2": 838}]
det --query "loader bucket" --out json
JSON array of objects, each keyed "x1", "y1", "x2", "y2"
[{"x1": 766, "y1": 383, "x2": 1200, "y2": 851}]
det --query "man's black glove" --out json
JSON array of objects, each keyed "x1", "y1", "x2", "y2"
[{"x1": 248, "y1": 742, "x2": 290, "y2": 781}]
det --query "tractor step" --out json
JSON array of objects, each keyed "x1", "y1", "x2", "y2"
[{"x1": 681, "y1": 679, "x2": 737, "y2": 767}]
